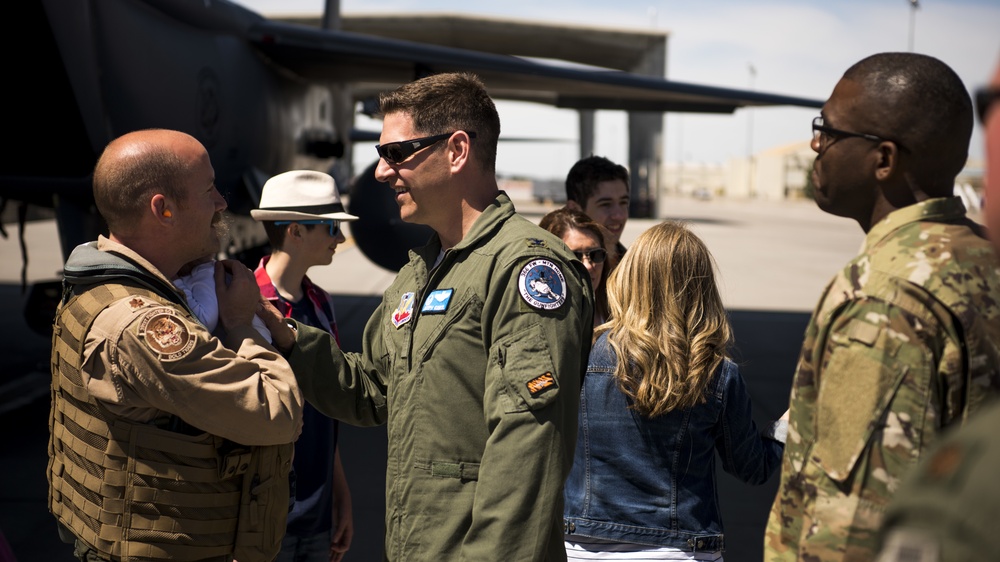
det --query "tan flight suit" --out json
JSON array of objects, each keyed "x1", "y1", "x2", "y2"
[{"x1": 48, "y1": 237, "x2": 302, "y2": 562}]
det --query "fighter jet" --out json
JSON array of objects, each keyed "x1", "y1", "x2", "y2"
[{"x1": 2, "y1": 0, "x2": 821, "y2": 334}]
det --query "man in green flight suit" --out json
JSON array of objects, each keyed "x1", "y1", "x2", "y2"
[
  {"x1": 763, "y1": 52, "x2": 1000, "y2": 561},
  {"x1": 263, "y1": 72, "x2": 594, "y2": 561}
]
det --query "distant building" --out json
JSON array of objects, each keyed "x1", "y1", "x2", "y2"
[{"x1": 657, "y1": 140, "x2": 984, "y2": 212}]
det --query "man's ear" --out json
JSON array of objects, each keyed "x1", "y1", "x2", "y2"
[
  {"x1": 565, "y1": 200, "x2": 582, "y2": 212},
  {"x1": 151, "y1": 194, "x2": 173, "y2": 223},
  {"x1": 874, "y1": 142, "x2": 901, "y2": 181},
  {"x1": 448, "y1": 131, "x2": 474, "y2": 173}
]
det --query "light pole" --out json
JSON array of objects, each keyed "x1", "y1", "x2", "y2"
[
  {"x1": 677, "y1": 116, "x2": 683, "y2": 196},
  {"x1": 747, "y1": 63, "x2": 756, "y2": 197},
  {"x1": 908, "y1": 0, "x2": 919, "y2": 52}
]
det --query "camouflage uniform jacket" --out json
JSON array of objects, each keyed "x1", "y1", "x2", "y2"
[
  {"x1": 287, "y1": 192, "x2": 594, "y2": 561},
  {"x1": 765, "y1": 197, "x2": 1000, "y2": 561}
]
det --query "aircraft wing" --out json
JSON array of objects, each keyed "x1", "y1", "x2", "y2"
[{"x1": 244, "y1": 18, "x2": 823, "y2": 114}]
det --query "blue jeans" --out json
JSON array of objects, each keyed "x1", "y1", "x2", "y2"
[{"x1": 274, "y1": 531, "x2": 332, "y2": 562}]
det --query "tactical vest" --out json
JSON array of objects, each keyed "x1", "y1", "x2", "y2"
[{"x1": 48, "y1": 279, "x2": 293, "y2": 562}]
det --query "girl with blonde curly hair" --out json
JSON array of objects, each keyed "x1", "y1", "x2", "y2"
[{"x1": 563, "y1": 221, "x2": 787, "y2": 561}]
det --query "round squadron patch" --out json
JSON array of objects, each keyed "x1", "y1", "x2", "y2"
[
  {"x1": 138, "y1": 308, "x2": 196, "y2": 361},
  {"x1": 518, "y1": 259, "x2": 567, "y2": 310}
]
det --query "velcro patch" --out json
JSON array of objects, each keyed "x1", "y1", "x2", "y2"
[
  {"x1": 421, "y1": 289, "x2": 453, "y2": 314},
  {"x1": 518, "y1": 259, "x2": 567, "y2": 310},
  {"x1": 138, "y1": 308, "x2": 196, "y2": 361},
  {"x1": 525, "y1": 237, "x2": 548, "y2": 249},
  {"x1": 392, "y1": 292, "x2": 415, "y2": 328},
  {"x1": 526, "y1": 372, "x2": 557, "y2": 396}
]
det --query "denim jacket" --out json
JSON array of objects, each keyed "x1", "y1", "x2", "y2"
[{"x1": 563, "y1": 332, "x2": 784, "y2": 552}]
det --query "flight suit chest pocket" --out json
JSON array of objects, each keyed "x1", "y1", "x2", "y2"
[
  {"x1": 414, "y1": 287, "x2": 480, "y2": 360},
  {"x1": 813, "y1": 318, "x2": 908, "y2": 482},
  {"x1": 493, "y1": 323, "x2": 559, "y2": 413}
]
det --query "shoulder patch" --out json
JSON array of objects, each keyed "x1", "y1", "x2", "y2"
[
  {"x1": 518, "y1": 259, "x2": 567, "y2": 310},
  {"x1": 525, "y1": 237, "x2": 548, "y2": 249},
  {"x1": 526, "y1": 372, "x2": 558, "y2": 396},
  {"x1": 392, "y1": 292, "x2": 415, "y2": 328},
  {"x1": 138, "y1": 307, "x2": 196, "y2": 361}
]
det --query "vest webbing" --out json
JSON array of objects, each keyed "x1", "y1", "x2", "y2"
[{"x1": 48, "y1": 279, "x2": 292, "y2": 562}]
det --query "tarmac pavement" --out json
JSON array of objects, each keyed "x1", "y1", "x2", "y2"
[{"x1": 0, "y1": 191, "x2": 949, "y2": 562}]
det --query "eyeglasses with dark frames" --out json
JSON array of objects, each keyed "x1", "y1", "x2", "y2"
[
  {"x1": 275, "y1": 219, "x2": 341, "y2": 238},
  {"x1": 573, "y1": 248, "x2": 607, "y2": 265},
  {"x1": 976, "y1": 87, "x2": 1000, "y2": 126},
  {"x1": 812, "y1": 116, "x2": 908, "y2": 153},
  {"x1": 375, "y1": 131, "x2": 477, "y2": 165}
]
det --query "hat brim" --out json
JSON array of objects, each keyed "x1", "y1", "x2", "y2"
[{"x1": 250, "y1": 209, "x2": 359, "y2": 222}]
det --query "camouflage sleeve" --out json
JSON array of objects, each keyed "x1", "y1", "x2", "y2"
[{"x1": 785, "y1": 291, "x2": 957, "y2": 560}]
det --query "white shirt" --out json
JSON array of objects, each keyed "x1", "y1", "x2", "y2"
[
  {"x1": 566, "y1": 536, "x2": 723, "y2": 561},
  {"x1": 174, "y1": 261, "x2": 272, "y2": 343}
]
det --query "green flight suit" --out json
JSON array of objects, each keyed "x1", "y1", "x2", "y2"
[{"x1": 289, "y1": 192, "x2": 594, "y2": 561}]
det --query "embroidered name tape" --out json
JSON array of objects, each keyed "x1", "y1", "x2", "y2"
[
  {"x1": 421, "y1": 288, "x2": 453, "y2": 314},
  {"x1": 518, "y1": 259, "x2": 566, "y2": 310}
]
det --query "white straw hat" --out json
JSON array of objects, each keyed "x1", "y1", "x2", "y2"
[{"x1": 250, "y1": 170, "x2": 358, "y2": 222}]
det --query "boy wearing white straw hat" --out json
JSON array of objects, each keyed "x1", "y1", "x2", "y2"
[{"x1": 251, "y1": 169, "x2": 358, "y2": 562}]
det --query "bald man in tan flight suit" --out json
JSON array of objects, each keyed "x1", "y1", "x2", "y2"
[{"x1": 48, "y1": 128, "x2": 303, "y2": 562}]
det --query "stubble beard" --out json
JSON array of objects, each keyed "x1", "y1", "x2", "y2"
[{"x1": 210, "y1": 211, "x2": 234, "y2": 253}]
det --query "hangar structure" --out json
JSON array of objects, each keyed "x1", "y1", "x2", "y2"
[{"x1": 278, "y1": 10, "x2": 671, "y2": 217}]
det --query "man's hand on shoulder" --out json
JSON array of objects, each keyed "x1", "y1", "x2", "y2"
[{"x1": 257, "y1": 297, "x2": 296, "y2": 354}]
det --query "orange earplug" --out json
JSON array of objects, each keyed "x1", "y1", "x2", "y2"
[{"x1": 163, "y1": 210, "x2": 172, "y2": 217}]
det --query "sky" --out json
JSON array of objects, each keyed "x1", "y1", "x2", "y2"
[{"x1": 234, "y1": 0, "x2": 1000, "y2": 181}]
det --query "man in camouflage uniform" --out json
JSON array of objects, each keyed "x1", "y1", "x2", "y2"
[
  {"x1": 764, "y1": 52, "x2": 1000, "y2": 561},
  {"x1": 872, "y1": 54, "x2": 1000, "y2": 562},
  {"x1": 873, "y1": 400, "x2": 1000, "y2": 562}
]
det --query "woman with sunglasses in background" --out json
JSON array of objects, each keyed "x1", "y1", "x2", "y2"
[
  {"x1": 563, "y1": 221, "x2": 787, "y2": 561},
  {"x1": 250, "y1": 169, "x2": 360, "y2": 562},
  {"x1": 539, "y1": 206, "x2": 612, "y2": 332}
]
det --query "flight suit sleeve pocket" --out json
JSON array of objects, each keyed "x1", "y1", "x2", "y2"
[
  {"x1": 493, "y1": 323, "x2": 559, "y2": 413},
  {"x1": 813, "y1": 319, "x2": 907, "y2": 482}
]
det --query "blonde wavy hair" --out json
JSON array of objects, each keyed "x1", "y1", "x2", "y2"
[{"x1": 596, "y1": 221, "x2": 732, "y2": 417}]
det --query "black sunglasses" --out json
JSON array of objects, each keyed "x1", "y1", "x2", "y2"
[
  {"x1": 976, "y1": 86, "x2": 1000, "y2": 126},
  {"x1": 573, "y1": 248, "x2": 607, "y2": 265},
  {"x1": 812, "y1": 116, "x2": 908, "y2": 153},
  {"x1": 275, "y1": 219, "x2": 341, "y2": 238},
  {"x1": 375, "y1": 131, "x2": 477, "y2": 165}
]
